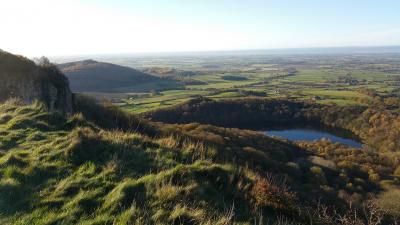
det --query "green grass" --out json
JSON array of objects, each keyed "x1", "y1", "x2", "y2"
[
  {"x1": 63, "y1": 55, "x2": 399, "y2": 114},
  {"x1": 302, "y1": 90, "x2": 365, "y2": 98},
  {"x1": 2, "y1": 98, "x2": 400, "y2": 224},
  {"x1": 115, "y1": 64, "x2": 400, "y2": 113},
  {"x1": 121, "y1": 89, "x2": 209, "y2": 113},
  {"x1": 300, "y1": 89, "x2": 373, "y2": 105},
  {"x1": 317, "y1": 99, "x2": 363, "y2": 106},
  {"x1": 209, "y1": 91, "x2": 244, "y2": 99},
  {"x1": 0, "y1": 100, "x2": 298, "y2": 224}
]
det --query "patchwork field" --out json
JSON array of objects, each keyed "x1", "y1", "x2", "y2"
[{"x1": 59, "y1": 53, "x2": 400, "y2": 113}]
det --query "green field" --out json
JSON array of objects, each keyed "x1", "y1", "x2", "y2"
[{"x1": 87, "y1": 54, "x2": 400, "y2": 113}]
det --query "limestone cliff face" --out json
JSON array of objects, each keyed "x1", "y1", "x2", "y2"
[{"x1": 0, "y1": 51, "x2": 73, "y2": 114}]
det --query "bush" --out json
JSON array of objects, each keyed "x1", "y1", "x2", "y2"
[
  {"x1": 309, "y1": 166, "x2": 327, "y2": 185},
  {"x1": 394, "y1": 166, "x2": 400, "y2": 177},
  {"x1": 377, "y1": 189, "x2": 400, "y2": 217},
  {"x1": 251, "y1": 175, "x2": 297, "y2": 212}
]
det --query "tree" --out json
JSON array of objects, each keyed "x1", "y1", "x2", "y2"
[{"x1": 33, "y1": 56, "x2": 51, "y2": 67}]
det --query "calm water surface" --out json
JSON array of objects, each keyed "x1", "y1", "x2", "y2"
[{"x1": 263, "y1": 128, "x2": 362, "y2": 148}]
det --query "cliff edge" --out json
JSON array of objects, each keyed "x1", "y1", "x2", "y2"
[{"x1": 0, "y1": 50, "x2": 73, "y2": 113}]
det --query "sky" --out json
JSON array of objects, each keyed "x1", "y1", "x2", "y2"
[{"x1": 1, "y1": 0, "x2": 400, "y2": 57}]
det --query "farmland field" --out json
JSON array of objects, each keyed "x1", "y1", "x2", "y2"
[{"x1": 56, "y1": 52, "x2": 400, "y2": 113}]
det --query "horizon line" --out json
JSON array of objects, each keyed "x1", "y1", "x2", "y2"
[
  {"x1": 30, "y1": 45, "x2": 400, "y2": 59},
  {"x1": 47, "y1": 44, "x2": 400, "y2": 58}
]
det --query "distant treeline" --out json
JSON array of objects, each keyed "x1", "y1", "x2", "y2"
[{"x1": 221, "y1": 75, "x2": 248, "y2": 81}]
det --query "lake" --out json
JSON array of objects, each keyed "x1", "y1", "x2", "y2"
[{"x1": 263, "y1": 128, "x2": 362, "y2": 148}]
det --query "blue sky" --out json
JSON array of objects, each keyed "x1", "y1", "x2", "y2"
[{"x1": 1, "y1": 0, "x2": 399, "y2": 56}]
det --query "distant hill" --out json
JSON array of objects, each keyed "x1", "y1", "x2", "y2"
[
  {"x1": 0, "y1": 50, "x2": 72, "y2": 113},
  {"x1": 58, "y1": 60, "x2": 180, "y2": 92}
]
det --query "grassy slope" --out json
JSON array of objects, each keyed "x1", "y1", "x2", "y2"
[
  {"x1": 1, "y1": 98, "x2": 399, "y2": 224},
  {"x1": 0, "y1": 100, "x2": 309, "y2": 224}
]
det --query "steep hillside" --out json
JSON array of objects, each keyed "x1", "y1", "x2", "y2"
[
  {"x1": 0, "y1": 50, "x2": 72, "y2": 113},
  {"x1": 145, "y1": 97, "x2": 400, "y2": 153},
  {"x1": 58, "y1": 60, "x2": 180, "y2": 92},
  {"x1": 0, "y1": 97, "x2": 399, "y2": 224}
]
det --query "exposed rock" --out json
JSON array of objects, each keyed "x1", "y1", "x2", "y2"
[{"x1": 0, "y1": 50, "x2": 73, "y2": 114}]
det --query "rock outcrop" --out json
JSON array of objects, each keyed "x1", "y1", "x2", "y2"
[{"x1": 0, "y1": 50, "x2": 73, "y2": 114}]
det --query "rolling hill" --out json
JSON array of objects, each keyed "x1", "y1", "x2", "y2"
[{"x1": 58, "y1": 60, "x2": 180, "y2": 93}]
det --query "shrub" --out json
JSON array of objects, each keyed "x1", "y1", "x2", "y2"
[
  {"x1": 368, "y1": 170, "x2": 381, "y2": 183},
  {"x1": 377, "y1": 189, "x2": 400, "y2": 217},
  {"x1": 394, "y1": 166, "x2": 400, "y2": 177},
  {"x1": 309, "y1": 166, "x2": 327, "y2": 185},
  {"x1": 251, "y1": 175, "x2": 297, "y2": 212}
]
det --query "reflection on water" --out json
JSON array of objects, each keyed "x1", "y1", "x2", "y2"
[{"x1": 263, "y1": 128, "x2": 362, "y2": 148}]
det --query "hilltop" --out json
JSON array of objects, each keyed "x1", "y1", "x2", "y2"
[{"x1": 58, "y1": 60, "x2": 180, "y2": 93}]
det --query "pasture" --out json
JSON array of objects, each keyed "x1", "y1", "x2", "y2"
[{"x1": 92, "y1": 54, "x2": 400, "y2": 113}]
